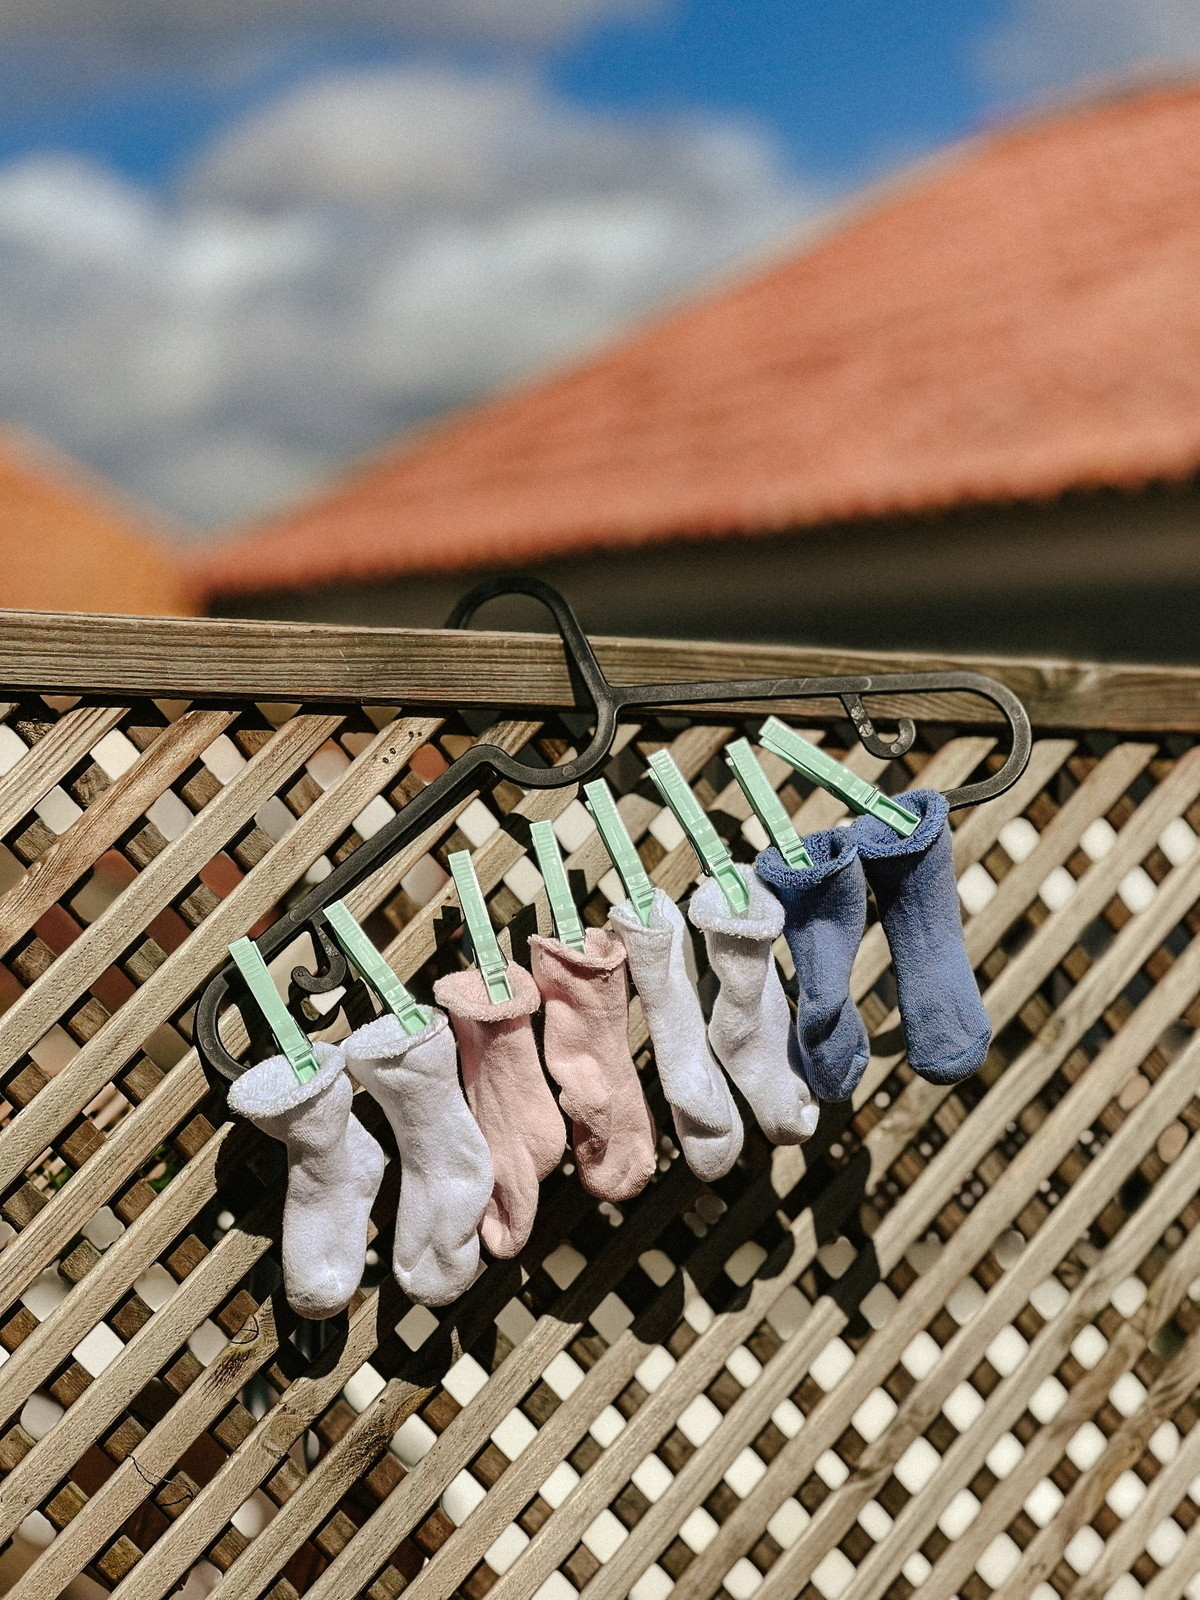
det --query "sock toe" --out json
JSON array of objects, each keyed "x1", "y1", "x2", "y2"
[{"x1": 910, "y1": 1029, "x2": 991, "y2": 1085}]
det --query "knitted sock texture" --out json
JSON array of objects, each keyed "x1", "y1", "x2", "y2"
[
  {"x1": 345, "y1": 1010, "x2": 493, "y2": 1305},
  {"x1": 530, "y1": 928, "x2": 657, "y2": 1201},
  {"x1": 689, "y1": 864, "x2": 818, "y2": 1145},
  {"x1": 227, "y1": 1042, "x2": 384, "y2": 1320},
  {"x1": 434, "y1": 963, "x2": 565, "y2": 1259},
  {"x1": 611, "y1": 887, "x2": 743, "y2": 1181},
  {"x1": 852, "y1": 790, "x2": 991, "y2": 1085},
  {"x1": 755, "y1": 829, "x2": 869, "y2": 1101}
]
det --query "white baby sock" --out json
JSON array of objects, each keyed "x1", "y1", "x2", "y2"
[
  {"x1": 689, "y1": 865, "x2": 818, "y2": 1145},
  {"x1": 227, "y1": 1041, "x2": 385, "y2": 1320},
  {"x1": 611, "y1": 887, "x2": 743, "y2": 1181},
  {"x1": 344, "y1": 1010, "x2": 493, "y2": 1306}
]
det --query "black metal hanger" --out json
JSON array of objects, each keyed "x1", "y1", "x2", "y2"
[{"x1": 197, "y1": 574, "x2": 1031, "y2": 1081}]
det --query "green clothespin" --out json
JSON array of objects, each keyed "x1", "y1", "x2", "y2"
[
  {"x1": 646, "y1": 748, "x2": 750, "y2": 916},
  {"x1": 759, "y1": 716, "x2": 919, "y2": 838},
  {"x1": 448, "y1": 850, "x2": 514, "y2": 1004},
  {"x1": 583, "y1": 778, "x2": 657, "y2": 928},
  {"x1": 228, "y1": 936, "x2": 321, "y2": 1084},
  {"x1": 724, "y1": 738, "x2": 813, "y2": 870},
  {"x1": 530, "y1": 820, "x2": 587, "y2": 953},
  {"x1": 323, "y1": 899, "x2": 430, "y2": 1036}
]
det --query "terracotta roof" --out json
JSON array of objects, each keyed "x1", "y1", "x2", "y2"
[
  {"x1": 0, "y1": 429, "x2": 194, "y2": 616},
  {"x1": 197, "y1": 80, "x2": 1200, "y2": 600}
]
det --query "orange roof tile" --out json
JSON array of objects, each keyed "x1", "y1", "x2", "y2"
[
  {"x1": 0, "y1": 429, "x2": 194, "y2": 617},
  {"x1": 197, "y1": 80, "x2": 1200, "y2": 600}
]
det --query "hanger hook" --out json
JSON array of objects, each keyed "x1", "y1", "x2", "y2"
[
  {"x1": 839, "y1": 692, "x2": 916, "y2": 761},
  {"x1": 445, "y1": 574, "x2": 618, "y2": 786}
]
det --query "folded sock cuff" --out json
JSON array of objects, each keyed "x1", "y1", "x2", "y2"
[
  {"x1": 344, "y1": 1009, "x2": 449, "y2": 1066},
  {"x1": 689, "y1": 864, "x2": 784, "y2": 942},
  {"x1": 852, "y1": 789, "x2": 948, "y2": 859},
  {"x1": 529, "y1": 927, "x2": 627, "y2": 977},
  {"x1": 227, "y1": 1040, "x2": 345, "y2": 1118},
  {"x1": 754, "y1": 825, "x2": 859, "y2": 894},
  {"x1": 609, "y1": 886, "x2": 676, "y2": 944},
  {"x1": 434, "y1": 962, "x2": 540, "y2": 1021}
]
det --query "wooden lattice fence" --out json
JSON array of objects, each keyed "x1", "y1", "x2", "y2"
[{"x1": 1, "y1": 610, "x2": 1200, "y2": 1600}]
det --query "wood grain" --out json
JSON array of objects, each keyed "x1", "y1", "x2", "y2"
[{"x1": 0, "y1": 606, "x2": 1193, "y2": 729}]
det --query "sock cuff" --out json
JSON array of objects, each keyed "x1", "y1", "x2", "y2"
[
  {"x1": 755, "y1": 825, "x2": 859, "y2": 896},
  {"x1": 609, "y1": 886, "x2": 677, "y2": 945},
  {"x1": 689, "y1": 864, "x2": 784, "y2": 941},
  {"x1": 434, "y1": 961, "x2": 541, "y2": 1021},
  {"x1": 852, "y1": 789, "x2": 949, "y2": 860},
  {"x1": 227, "y1": 1040, "x2": 345, "y2": 1118},
  {"x1": 344, "y1": 1008, "x2": 449, "y2": 1066},
  {"x1": 530, "y1": 927, "x2": 627, "y2": 978}
]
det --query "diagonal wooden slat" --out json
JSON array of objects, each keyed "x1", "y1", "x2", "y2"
[
  {"x1": 0, "y1": 707, "x2": 236, "y2": 958},
  {"x1": 0, "y1": 702, "x2": 127, "y2": 839}
]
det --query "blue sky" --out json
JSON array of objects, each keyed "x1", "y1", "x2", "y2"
[
  {"x1": 0, "y1": 0, "x2": 1026, "y2": 194},
  {"x1": 0, "y1": 0, "x2": 1187, "y2": 528},
  {"x1": 555, "y1": 0, "x2": 1014, "y2": 187}
]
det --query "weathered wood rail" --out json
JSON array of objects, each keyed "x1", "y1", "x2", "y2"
[{"x1": 0, "y1": 611, "x2": 1196, "y2": 1600}]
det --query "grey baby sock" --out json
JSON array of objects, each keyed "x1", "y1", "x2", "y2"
[
  {"x1": 227, "y1": 1041, "x2": 385, "y2": 1320},
  {"x1": 344, "y1": 1010, "x2": 494, "y2": 1306},
  {"x1": 851, "y1": 790, "x2": 991, "y2": 1085},
  {"x1": 689, "y1": 863, "x2": 819, "y2": 1145},
  {"x1": 755, "y1": 829, "x2": 870, "y2": 1102},
  {"x1": 611, "y1": 887, "x2": 743, "y2": 1181}
]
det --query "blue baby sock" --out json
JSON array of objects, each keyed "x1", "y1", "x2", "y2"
[
  {"x1": 755, "y1": 829, "x2": 869, "y2": 1102},
  {"x1": 851, "y1": 790, "x2": 991, "y2": 1086}
]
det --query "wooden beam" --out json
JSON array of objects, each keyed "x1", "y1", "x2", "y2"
[{"x1": 0, "y1": 607, "x2": 1193, "y2": 730}]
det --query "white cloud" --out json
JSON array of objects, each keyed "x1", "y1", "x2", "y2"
[
  {"x1": 981, "y1": 0, "x2": 1200, "y2": 95},
  {"x1": 0, "y1": 65, "x2": 817, "y2": 528}
]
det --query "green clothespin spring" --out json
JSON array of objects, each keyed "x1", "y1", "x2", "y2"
[
  {"x1": 530, "y1": 820, "x2": 587, "y2": 953},
  {"x1": 724, "y1": 738, "x2": 813, "y2": 870},
  {"x1": 759, "y1": 716, "x2": 919, "y2": 838},
  {"x1": 646, "y1": 748, "x2": 750, "y2": 916},
  {"x1": 448, "y1": 850, "x2": 514, "y2": 1004},
  {"x1": 323, "y1": 899, "x2": 430, "y2": 1036},
  {"x1": 228, "y1": 936, "x2": 321, "y2": 1084},
  {"x1": 583, "y1": 778, "x2": 657, "y2": 928}
]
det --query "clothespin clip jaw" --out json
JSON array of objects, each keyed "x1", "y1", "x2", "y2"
[
  {"x1": 530, "y1": 820, "x2": 587, "y2": 953},
  {"x1": 646, "y1": 749, "x2": 750, "y2": 916},
  {"x1": 724, "y1": 738, "x2": 813, "y2": 870},
  {"x1": 759, "y1": 717, "x2": 920, "y2": 838},
  {"x1": 322, "y1": 899, "x2": 430, "y2": 1036},
  {"x1": 228, "y1": 936, "x2": 321, "y2": 1084},
  {"x1": 448, "y1": 850, "x2": 514, "y2": 1004},
  {"x1": 583, "y1": 778, "x2": 657, "y2": 928}
]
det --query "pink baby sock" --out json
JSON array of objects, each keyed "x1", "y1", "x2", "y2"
[
  {"x1": 434, "y1": 962, "x2": 566, "y2": 1259},
  {"x1": 530, "y1": 928, "x2": 657, "y2": 1202}
]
